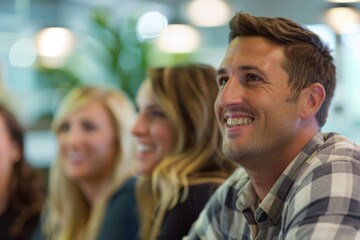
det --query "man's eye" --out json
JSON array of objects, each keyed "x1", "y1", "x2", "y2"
[
  {"x1": 218, "y1": 77, "x2": 229, "y2": 87},
  {"x1": 246, "y1": 74, "x2": 262, "y2": 82}
]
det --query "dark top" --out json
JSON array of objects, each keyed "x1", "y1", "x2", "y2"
[
  {"x1": 0, "y1": 205, "x2": 40, "y2": 240},
  {"x1": 96, "y1": 177, "x2": 139, "y2": 240},
  {"x1": 157, "y1": 183, "x2": 220, "y2": 240},
  {"x1": 31, "y1": 177, "x2": 139, "y2": 240}
]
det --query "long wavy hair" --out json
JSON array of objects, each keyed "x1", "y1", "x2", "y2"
[
  {"x1": 136, "y1": 64, "x2": 237, "y2": 240},
  {"x1": 0, "y1": 104, "x2": 45, "y2": 239},
  {"x1": 42, "y1": 86, "x2": 136, "y2": 240}
]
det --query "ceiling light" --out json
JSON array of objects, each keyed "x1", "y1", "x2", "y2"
[
  {"x1": 326, "y1": 0, "x2": 360, "y2": 3},
  {"x1": 9, "y1": 39, "x2": 37, "y2": 68},
  {"x1": 186, "y1": 0, "x2": 231, "y2": 27},
  {"x1": 136, "y1": 11, "x2": 168, "y2": 39},
  {"x1": 156, "y1": 24, "x2": 200, "y2": 53},
  {"x1": 324, "y1": 6, "x2": 360, "y2": 34},
  {"x1": 36, "y1": 27, "x2": 74, "y2": 58},
  {"x1": 35, "y1": 27, "x2": 75, "y2": 68}
]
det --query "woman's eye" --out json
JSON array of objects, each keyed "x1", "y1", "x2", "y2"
[
  {"x1": 151, "y1": 110, "x2": 166, "y2": 118},
  {"x1": 58, "y1": 122, "x2": 69, "y2": 133},
  {"x1": 82, "y1": 121, "x2": 97, "y2": 131}
]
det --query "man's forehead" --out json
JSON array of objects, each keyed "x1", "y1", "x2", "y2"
[{"x1": 219, "y1": 36, "x2": 285, "y2": 69}]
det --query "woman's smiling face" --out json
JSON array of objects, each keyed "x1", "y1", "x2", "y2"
[
  {"x1": 57, "y1": 100, "x2": 116, "y2": 183},
  {"x1": 132, "y1": 81, "x2": 175, "y2": 176}
]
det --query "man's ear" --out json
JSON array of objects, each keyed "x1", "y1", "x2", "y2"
[{"x1": 299, "y1": 83, "x2": 325, "y2": 119}]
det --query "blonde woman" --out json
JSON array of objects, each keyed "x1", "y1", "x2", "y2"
[
  {"x1": 132, "y1": 64, "x2": 237, "y2": 240},
  {"x1": 33, "y1": 86, "x2": 138, "y2": 240}
]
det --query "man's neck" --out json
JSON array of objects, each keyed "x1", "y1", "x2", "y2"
[
  {"x1": 245, "y1": 127, "x2": 319, "y2": 201},
  {"x1": 246, "y1": 160, "x2": 291, "y2": 201}
]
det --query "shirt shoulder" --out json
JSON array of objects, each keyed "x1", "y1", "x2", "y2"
[
  {"x1": 293, "y1": 132, "x2": 360, "y2": 182},
  {"x1": 282, "y1": 133, "x2": 360, "y2": 239},
  {"x1": 318, "y1": 132, "x2": 360, "y2": 161}
]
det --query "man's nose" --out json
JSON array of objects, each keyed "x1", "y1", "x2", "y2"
[{"x1": 216, "y1": 77, "x2": 246, "y2": 107}]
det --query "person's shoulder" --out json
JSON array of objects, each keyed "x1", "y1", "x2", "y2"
[
  {"x1": 187, "y1": 182, "x2": 219, "y2": 195},
  {"x1": 284, "y1": 133, "x2": 360, "y2": 234},
  {"x1": 109, "y1": 177, "x2": 137, "y2": 203},
  {"x1": 289, "y1": 132, "x2": 360, "y2": 199},
  {"x1": 103, "y1": 177, "x2": 138, "y2": 224},
  {"x1": 185, "y1": 182, "x2": 223, "y2": 207},
  {"x1": 295, "y1": 132, "x2": 360, "y2": 181},
  {"x1": 122, "y1": 176, "x2": 137, "y2": 189},
  {"x1": 318, "y1": 132, "x2": 360, "y2": 162},
  {"x1": 116, "y1": 177, "x2": 136, "y2": 191},
  {"x1": 321, "y1": 132, "x2": 359, "y2": 148}
]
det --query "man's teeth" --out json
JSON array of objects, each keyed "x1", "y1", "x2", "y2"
[
  {"x1": 226, "y1": 117, "x2": 253, "y2": 127},
  {"x1": 137, "y1": 144, "x2": 153, "y2": 152}
]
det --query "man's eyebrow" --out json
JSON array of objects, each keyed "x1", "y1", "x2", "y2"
[
  {"x1": 240, "y1": 65, "x2": 268, "y2": 77},
  {"x1": 240, "y1": 65, "x2": 259, "y2": 71},
  {"x1": 217, "y1": 65, "x2": 266, "y2": 75},
  {"x1": 216, "y1": 68, "x2": 226, "y2": 75}
]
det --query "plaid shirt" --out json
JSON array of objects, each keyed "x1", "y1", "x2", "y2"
[{"x1": 184, "y1": 132, "x2": 360, "y2": 240}]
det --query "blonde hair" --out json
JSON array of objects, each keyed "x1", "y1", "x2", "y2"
[
  {"x1": 42, "y1": 86, "x2": 136, "y2": 240},
  {"x1": 136, "y1": 64, "x2": 237, "y2": 240}
]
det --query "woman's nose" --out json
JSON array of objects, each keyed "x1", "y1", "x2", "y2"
[{"x1": 131, "y1": 114, "x2": 148, "y2": 137}]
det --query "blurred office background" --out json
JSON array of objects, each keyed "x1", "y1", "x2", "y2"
[{"x1": 0, "y1": 0, "x2": 359, "y2": 168}]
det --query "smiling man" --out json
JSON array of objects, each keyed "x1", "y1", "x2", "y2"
[{"x1": 184, "y1": 12, "x2": 360, "y2": 240}]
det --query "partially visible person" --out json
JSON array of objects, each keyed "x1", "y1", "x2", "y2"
[
  {"x1": 32, "y1": 86, "x2": 138, "y2": 240},
  {"x1": 185, "y1": 12, "x2": 360, "y2": 240},
  {"x1": 0, "y1": 104, "x2": 45, "y2": 240},
  {"x1": 132, "y1": 64, "x2": 237, "y2": 240}
]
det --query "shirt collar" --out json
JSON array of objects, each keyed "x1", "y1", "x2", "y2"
[{"x1": 235, "y1": 131, "x2": 325, "y2": 224}]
